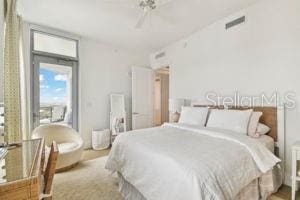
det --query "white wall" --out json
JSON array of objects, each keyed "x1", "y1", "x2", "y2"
[
  {"x1": 79, "y1": 38, "x2": 149, "y2": 148},
  {"x1": 22, "y1": 23, "x2": 150, "y2": 147},
  {"x1": 150, "y1": 0, "x2": 300, "y2": 185}
]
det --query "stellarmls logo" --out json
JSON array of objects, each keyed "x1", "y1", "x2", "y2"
[{"x1": 206, "y1": 92, "x2": 296, "y2": 109}]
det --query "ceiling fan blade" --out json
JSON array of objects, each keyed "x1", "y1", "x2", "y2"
[
  {"x1": 135, "y1": 11, "x2": 149, "y2": 28},
  {"x1": 100, "y1": 0, "x2": 139, "y2": 8},
  {"x1": 154, "y1": 9, "x2": 177, "y2": 24},
  {"x1": 155, "y1": 0, "x2": 173, "y2": 7}
]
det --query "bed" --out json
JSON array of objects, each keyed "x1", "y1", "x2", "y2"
[{"x1": 105, "y1": 106, "x2": 284, "y2": 200}]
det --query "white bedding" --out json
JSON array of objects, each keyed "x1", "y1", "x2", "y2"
[
  {"x1": 256, "y1": 135, "x2": 275, "y2": 152},
  {"x1": 105, "y1": 123, "x2": 280, "y2": 200}
]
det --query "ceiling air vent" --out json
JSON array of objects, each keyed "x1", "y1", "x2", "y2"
[
  {"x1": 226, "y1": 16, "x2": 245, "y2": 29},
  {"x1": 155, "y1": 52, "x2": 166, "y2": 59}
]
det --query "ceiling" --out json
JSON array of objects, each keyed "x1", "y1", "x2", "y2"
[{"x1": 18, "y1": 0, "x2": 260, "y2": 53}]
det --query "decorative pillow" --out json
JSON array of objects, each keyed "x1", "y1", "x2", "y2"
[
  {"x1": 256, "y1": 123, "x2": 271, "y2": 135},
  {"x1": 178, "y1": 107, "x2": 209, "y2": 126},
  {"x1": 248, "y1": 111, "x2": 263, "y2": 138},
  {"x1": 206, "y1": 109, "x2": 253, "y2": 135}
]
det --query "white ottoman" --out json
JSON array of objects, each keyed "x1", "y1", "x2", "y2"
[
  {"x1": 92, "y1": 129, "x2": 110, "y2": 150},
  {"x1": 32, "y1": 124, "x2": 84, "y2": 171}
]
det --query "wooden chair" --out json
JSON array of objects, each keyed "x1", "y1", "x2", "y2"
[{"x1": 40, "y1": 141, "x2": 59, "y2": 200}]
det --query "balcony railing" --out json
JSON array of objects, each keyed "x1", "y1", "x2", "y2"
[{"x1": 39, "y1": 104, "x2": 67, "y2": 124}]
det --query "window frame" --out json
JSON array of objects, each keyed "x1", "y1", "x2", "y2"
[
  {"x1": 31, "y1": 30, "x2": 79, "y2": 62},
  {"x1": 30, "y1": 27, "x2": 80, "y2": 131}
]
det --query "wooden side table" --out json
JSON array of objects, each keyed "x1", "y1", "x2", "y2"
[{"x1": 292, "y1": 141, "x2": 300, "y2": 200}]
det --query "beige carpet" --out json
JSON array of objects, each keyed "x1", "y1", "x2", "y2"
[
  {"x1": 53, "y1": 156, "x2": 122, "y2": 200},
  {"x1": 81, "y1": 149, "x2": 111, "y2": 162}
]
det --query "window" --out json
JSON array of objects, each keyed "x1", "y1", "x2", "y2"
[
  {"x1": 31, "y1": 29, "x2": 79, "y2": 130},
  {"x1": 33, "y1": 31, "x2": 77, "y2": 58}
]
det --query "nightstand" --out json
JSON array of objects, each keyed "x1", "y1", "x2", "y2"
[{"x1": 292, "y1": 141, "x2": 300, "y2": 200}]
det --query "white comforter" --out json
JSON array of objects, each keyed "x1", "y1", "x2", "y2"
[{"x1": 105, "y1": 123, "x2": 280, "y2": 200}]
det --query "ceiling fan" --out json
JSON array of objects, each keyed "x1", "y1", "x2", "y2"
[{"x1": 135, "y1": 0, "x2": 172, "y2": 28}]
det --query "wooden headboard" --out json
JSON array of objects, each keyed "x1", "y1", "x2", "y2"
[{"x1": 193, "y1": 105, "x2": 278, "y2": 141}]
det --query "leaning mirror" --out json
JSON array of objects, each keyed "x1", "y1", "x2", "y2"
[{"x1": 110, "y1": 94, "x2": 127, "y2": 141}]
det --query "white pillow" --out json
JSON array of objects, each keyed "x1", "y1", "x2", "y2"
[
  {"x1": 206, "y1": 109, "x2": 253, "y2": 135},
  {"x1": 256, "y1": 123, "x2": 271, "y2": 135},
  {"x1": 178, "y1": 107, "x2": 209, "y2": 126}
]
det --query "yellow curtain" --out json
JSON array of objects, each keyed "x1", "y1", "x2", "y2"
[{"x1": 4, "y1": 0, "x2": 22, "y2": 143}]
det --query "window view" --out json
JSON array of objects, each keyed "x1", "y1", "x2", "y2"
[{"x1": 39, "y1": 63, "x2": 73, "y2": 127}]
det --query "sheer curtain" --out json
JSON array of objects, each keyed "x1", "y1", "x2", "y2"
[
  {"x1": 19, "y1": 18, "x2": 29, "y2": 140},
  {"x1": 0, "y1": 0, "x2": 4, "y2": 144},
  {"x1": 3, "y1": 0, "x2": 22, "y2": 143}
]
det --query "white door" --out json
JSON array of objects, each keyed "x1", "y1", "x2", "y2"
[{"x1": 132, "y1": 67, "x2": 154, "y2": 130}]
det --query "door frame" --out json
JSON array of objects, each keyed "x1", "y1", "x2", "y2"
[
  {"x1": 31, "y1": 54, "x2": 79, "y2": 130},
  {"x1": 154, "y1": 66, "x2": 170, "y2": 126}
]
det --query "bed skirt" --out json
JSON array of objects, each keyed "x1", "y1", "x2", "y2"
[{"x1": 117, "y1": 164, "x2": 282, "y2": 200}]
